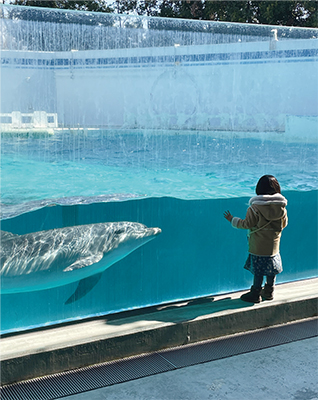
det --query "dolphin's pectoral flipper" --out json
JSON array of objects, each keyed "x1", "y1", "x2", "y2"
[
  {"x1": 63, "y1": 254, "x2": 103, "y2": 272},
  {"x1": 65, "y1": 272, "x2": 103, "y2": 305}
]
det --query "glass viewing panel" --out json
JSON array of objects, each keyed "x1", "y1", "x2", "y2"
[{"x1": 1, "y1": 4, "x2": 317, "y2": 334}]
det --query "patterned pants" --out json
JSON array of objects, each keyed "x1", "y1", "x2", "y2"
[{"x1": 244, "y1": 253, "x2": 282, "y2": 289}]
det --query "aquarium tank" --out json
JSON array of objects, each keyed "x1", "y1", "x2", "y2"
[{"x1": 0, "y1": 4, "x2": 317, "y2": 334}]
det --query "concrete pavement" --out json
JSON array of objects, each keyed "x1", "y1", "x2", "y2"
[
  {"x1": 1, "y1": 278, "x2": 317, "y2": 389},
  {"x1": 63, "y1": 336, "x2": 318, "y2": 400}
]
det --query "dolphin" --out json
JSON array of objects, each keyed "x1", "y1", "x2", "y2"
[{"x1": 0, "y1": 222, "x2": 161, "y2": 303}]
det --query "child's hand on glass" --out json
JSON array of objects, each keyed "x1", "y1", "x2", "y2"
[{"x1": 223, "y1": 210, "x2": 233, "y2": 222}]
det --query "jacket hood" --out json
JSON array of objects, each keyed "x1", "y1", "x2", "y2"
[{"x1": 249, "y1": 194, "x2": 287, "y2": 221}]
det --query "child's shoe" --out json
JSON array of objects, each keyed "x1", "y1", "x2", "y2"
[
  {"x1": 261, "y1": 284, "x2": 274, "y2": 301},
  {"x1": 240, "y1": 286, "x2": 261, "y2": 303}
]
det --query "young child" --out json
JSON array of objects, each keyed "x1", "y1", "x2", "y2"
[{"x1": 224, "y1": 175, "x2": 288, "y2": 303}]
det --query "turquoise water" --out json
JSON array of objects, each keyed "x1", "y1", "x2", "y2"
[
  {"x1": 1, "y1": 131, "x2": 317, "y2": 205},
  {"x1": 1, "y1": 131, "x2": 317, "y2": 333}
]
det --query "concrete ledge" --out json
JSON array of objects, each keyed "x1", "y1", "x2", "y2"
[{"x1": 1, "y1": 278, "x2": 317, "y2": 385}]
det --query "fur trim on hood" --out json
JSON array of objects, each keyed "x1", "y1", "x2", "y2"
[{"x1": 249, "y1": 194, "x2": 287, "y2": 207}]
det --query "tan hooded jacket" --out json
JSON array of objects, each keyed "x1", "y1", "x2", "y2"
[{"x1": 231, "y1": 194, "x2": 288, "y2": 256}]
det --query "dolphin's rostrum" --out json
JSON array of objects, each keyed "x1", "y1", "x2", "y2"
[{"x1": 0, "y1": 222, "x2": 161, "y2": 303}]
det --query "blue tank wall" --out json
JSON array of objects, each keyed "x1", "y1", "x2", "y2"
[{"x1": 1, "y1": 190, "x2": 316, "y2": 333}]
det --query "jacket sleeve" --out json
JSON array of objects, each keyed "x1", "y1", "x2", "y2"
[{"x1": 231, "y1": 206, "x2": 259, "y2": 230}]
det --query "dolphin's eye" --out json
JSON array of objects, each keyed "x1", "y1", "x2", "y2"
[{"x1": 114, "y1": 229, "x2": 124, "y2": 235}]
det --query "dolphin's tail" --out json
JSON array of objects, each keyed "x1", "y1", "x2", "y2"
[{"x1": 65, "y1": 272, "x2": 103, "y2": 305}]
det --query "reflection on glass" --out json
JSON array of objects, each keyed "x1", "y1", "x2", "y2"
[{"x1": 0, "y1": 4, "x2": 317, "y2": 333}]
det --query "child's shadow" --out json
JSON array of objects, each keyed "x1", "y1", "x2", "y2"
[{"x1": 106, "y1": 295, "x2": 252, "y2": 326}]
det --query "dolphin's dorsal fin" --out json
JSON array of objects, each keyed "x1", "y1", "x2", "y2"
[
  {"x1": 1, "y1": 231, "x2": 19, "y2": 240},
  {"x1": 63, "y1": 253, "x2": 103, "y2": 272},
  {"x1": 65, "y1": 273, "x2": 103, "y2": 305}
]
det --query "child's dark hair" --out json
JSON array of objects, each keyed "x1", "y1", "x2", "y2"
[{"x1": 256, "y1": 175, "x2": 281, "y2": 195}]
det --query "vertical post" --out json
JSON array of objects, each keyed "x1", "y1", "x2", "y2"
[
  {"x1": 33, "y1": 111, "x2": 47, "y2": 127},
  {"x1": 12, "y1": 111, "x2": 22, "y2": 128}
]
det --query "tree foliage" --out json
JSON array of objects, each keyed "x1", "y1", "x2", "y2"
[
  {"x1": 9, "y1": 0, "x2": 113, "y2": 12},
  {"x1": 9, "y1": 0, "x2": 318, "y2": 27}
]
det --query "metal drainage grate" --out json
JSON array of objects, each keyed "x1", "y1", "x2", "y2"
[
  {"x1": 0, "y1": 353, "x2": 175, "y2": 400},
  {"x1": 159, "y1": 318, "x2": 318, "y2": 368},
  {"x1": 1, "y1": 318, "x2": 317, "y2": 400}
]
